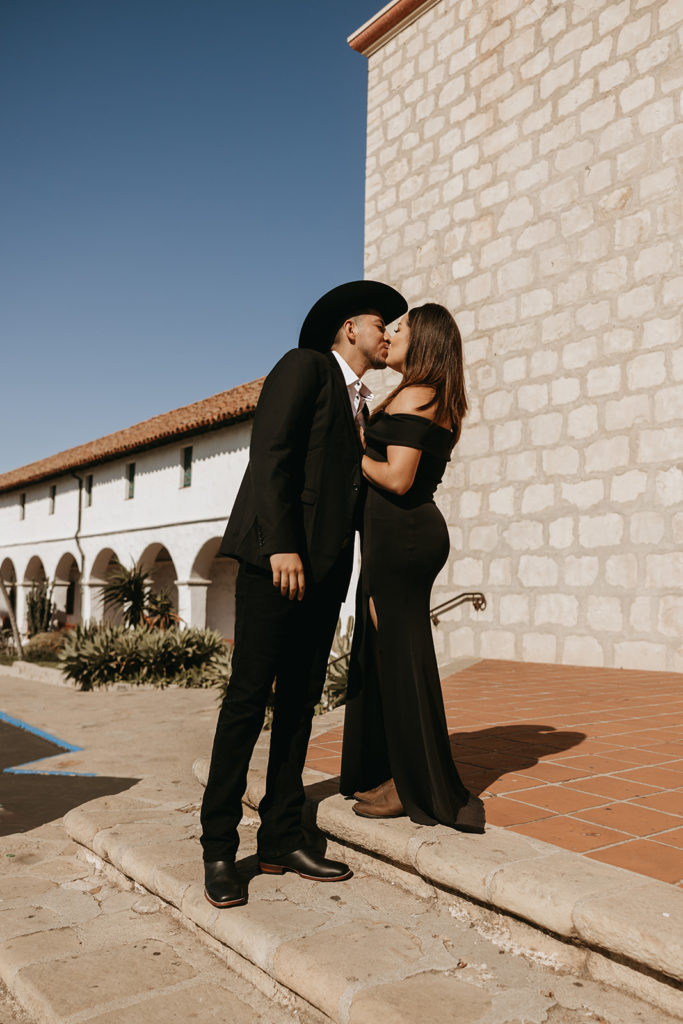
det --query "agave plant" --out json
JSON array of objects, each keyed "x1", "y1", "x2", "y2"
[
  {"x1": 59, "y1": 621, "x2": 232, "y2": 690},
  {"x1": 145, "y1": 589, "x2": 182, "y2": 630},
  {"x1": 317, "y1": 615, "x2": 354, "y2": 715},
  {"x1": 102, "y1": 561, "x2": 153, "y2": 628},
  {"x1": 26, "y1": 580, "x2": 56, "y2": 637}
]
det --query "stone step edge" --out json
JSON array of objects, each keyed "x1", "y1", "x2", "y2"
[
  {"x1": 61, "y1": 806, "x2": 341, "y2": 1024},
  {"x1": 0, "y1": 662, "x2": 69, "y2": 687},
  {"x1": 65, "y1": 801, "x2": 530, "y2": 1024},
  {"x1": 192, "y1": 757, "x2": 683, "y2": 989},
  {"x1": 0, "y1": 833, "x2": 328, "y2": 1024}
]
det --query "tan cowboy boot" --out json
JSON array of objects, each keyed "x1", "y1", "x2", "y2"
[
  {"x1": 353, "y1": 778, "x2": 391, "y2": 802},
  {"x1": 352, "y1": 779, "x2": 404, "y2": 818}
]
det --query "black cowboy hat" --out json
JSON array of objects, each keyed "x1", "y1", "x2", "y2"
[{"x1": 298, "y1": 280, "x2": 408, "y2": 352}]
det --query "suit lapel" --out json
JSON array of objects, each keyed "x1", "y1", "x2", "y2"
[{"x1": 327, "y1": 352, "x2": 364, "y2": 455}]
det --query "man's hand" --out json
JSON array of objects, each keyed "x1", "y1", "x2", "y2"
[{"x1": 270, "y1": 553, "x2": 306, "y2": 601}]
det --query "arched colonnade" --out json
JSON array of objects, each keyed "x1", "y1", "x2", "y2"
[{"x1": 0, "y1": 537, "x2": 238, "y2": 639}]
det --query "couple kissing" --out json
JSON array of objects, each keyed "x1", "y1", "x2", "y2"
[{"x1": 200, "y1": 279, "x2": 485, "y2": 909}]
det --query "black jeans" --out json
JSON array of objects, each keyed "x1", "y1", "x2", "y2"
[{"x1": 200, "y1": 549, "x2": 352, "y2": 861}]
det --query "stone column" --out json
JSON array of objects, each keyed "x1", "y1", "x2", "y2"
[
  {"x1": 14, "y1": 582, "x2": 30, "y2": 637},
  {"x1": 175, "y1": 579, "x2": 209, "y2": 630},
  {"x1": 52, "y1": 585, "x2": 69, "y2": 614},
  {"x1": 80, "y1": 581, "x2": 104, "y2": 624}
]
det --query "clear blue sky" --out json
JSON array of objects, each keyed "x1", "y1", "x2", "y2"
[{"x1": 0, "y1": 0, "x2": 385, "y2": 473}]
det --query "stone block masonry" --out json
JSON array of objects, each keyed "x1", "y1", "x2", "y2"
[{"x1": 362, "y1": 0, "x2": 683, "y2": 671}]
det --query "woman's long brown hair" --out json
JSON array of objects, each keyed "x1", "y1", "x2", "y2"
[{"x1": 371, "y1": 303, "x2": 468, "y2": 442}]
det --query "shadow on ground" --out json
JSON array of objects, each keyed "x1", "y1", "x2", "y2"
[
  {"x1": 0, "y1": 720, "x2": 138, "y2": 836},
  {"x1": 299, "y1": 723, "x2": 585, "y2": 810},
  {"x1": 448, "y1": 723, "x2": 586, "y2": 795}
]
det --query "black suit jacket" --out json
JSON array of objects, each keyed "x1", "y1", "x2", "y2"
[{"x1": 220, "y1": 349, "x2": 364, "y2": 583}]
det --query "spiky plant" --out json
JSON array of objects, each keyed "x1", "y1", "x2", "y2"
[
  {"x1": 26, "y1": 580, "x2": 56, "y2": 637},
  {"x1": 59, "y1": 622, "x2": 232, "y2": 690},
  {"x1": 102, "y1": 561, "x2": 152, "y2": 629},
  {"x1": 145, "y1": 589, "x2": 182, "y2": 630},
  {"x1": 317, "y1": 615, "x2": 354, "y2": 714}
]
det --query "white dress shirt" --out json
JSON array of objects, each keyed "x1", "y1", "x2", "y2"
[{"x1": 332, "y1": 350, "x2": 374, "y2": 432}]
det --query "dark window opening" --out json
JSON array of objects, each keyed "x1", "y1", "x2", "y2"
[{"x1": 182, "y1": 446, "x2": 193, "y2": 488}]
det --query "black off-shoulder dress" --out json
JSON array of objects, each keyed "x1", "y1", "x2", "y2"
[{"x1": 340, "y1": 411, "x2": 485, "y2": 832}]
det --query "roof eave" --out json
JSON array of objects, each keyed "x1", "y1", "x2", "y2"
[
  {"x1": 348, "y1": 0, "x2": 442, "y2": 57},
  {"x1": 0, "y1": 408, "x2": 257, "y2": 496}
]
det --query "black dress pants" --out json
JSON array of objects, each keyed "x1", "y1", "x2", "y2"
[{"x1": 200, "y1": 549, "x2": 352, "y2": 862}]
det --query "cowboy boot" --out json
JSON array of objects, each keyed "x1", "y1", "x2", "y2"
[
  {"x1": 352, "y1": 779, "x2": 404, "y2": 818},
  {"x1": 353, "y1": 778, "x2": 391, "y2": 802}
]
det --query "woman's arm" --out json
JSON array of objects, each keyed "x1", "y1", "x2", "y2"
[
  {"x1": 362, "y1": 446, "x2": 421, "y2": 495},
  {"x1": 362, "y1": 385, "x2": 436, "y2": 495}
]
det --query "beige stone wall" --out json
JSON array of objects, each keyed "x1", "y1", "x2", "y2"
[{"x1": 362, "y1": 0, "x2": 683, "y2": 671}]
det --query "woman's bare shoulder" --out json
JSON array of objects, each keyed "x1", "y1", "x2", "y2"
[{"x1": 386, "y1": 385, "x2": 436, "y2": 414}]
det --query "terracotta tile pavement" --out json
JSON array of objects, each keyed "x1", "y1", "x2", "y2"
[{"x1": 307, "y1": 659, "x2": 683, "y2": 887}]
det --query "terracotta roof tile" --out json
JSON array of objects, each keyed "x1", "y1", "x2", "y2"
[
  {"x1": 0, "y1": 377, "x2": 264, "y2": 495},
  {"x1": 348, "y1": 0, "x2": 438, "y2": 56}
]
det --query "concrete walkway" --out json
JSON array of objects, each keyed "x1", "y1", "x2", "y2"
[
  {"x1": 309, "y1": 660, "x2": 683, "y2": 885},
  {"x1": 1, "y1": 665, "x2": 682, "y2": 1023}
]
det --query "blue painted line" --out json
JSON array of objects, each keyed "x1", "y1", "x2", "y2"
[
  {"x1": 0, "y1": 711, "x2": 83, "y2": 752},
  {"x1": 0, "y1": 710, "x2": 94, "y2": 777}
]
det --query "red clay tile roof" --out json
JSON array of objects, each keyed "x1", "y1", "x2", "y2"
[
  {"x1": 0, "y1": 377, "x2": 264, "y2": 495},
  {"x1": 348, "y1": 0, "x2": 439, "y2": 56}
]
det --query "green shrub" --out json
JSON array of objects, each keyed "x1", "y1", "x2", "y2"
[
  {"x1": 101, "y1": 562, "x2": 152, "y2": 628},
  {"x1": 26, "y1": 581, "x2": 56, "y2": 637},
  {"x1": 24, "y1": 629, "x2": 69, "y2": 663},
  {"x1": 59, "y1": 622, "x2": 232, "y2": 691},
  {"x1": 315, "y1": 615, "x2": 353, "y2": 716}
]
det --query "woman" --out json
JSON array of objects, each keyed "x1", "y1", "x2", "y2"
[{"x1": 340, "y1": 303, "x2": 485, "y2": 834}]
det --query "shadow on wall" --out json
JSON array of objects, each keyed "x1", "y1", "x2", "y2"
[{"x1": 448, "y1": 724, "x2": 586, "y2": 796}]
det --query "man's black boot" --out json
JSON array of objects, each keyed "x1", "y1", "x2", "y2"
[
  {"x1": 204, "y1": 860, "x2": 246, "y2": 907},
  {"x1": 258, "y1": 847, "x2": 352, "y2": 881}
]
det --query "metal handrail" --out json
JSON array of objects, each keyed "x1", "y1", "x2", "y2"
[
  {"x1": 328, "y1": 590, "x2": 487, "y2": 665},
  {"x1": 430, "y1": 592, "x2": 486, "y2": 626}
]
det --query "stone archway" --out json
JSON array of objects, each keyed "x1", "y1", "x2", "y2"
[
  {"x1": 189, "y1": 538, "x2": 238, "y2": 639},
  {"x1": 88, "y1": 547, "x2": 121, "y2": 623},
  {"x1": 24, "y1": 555, "x2": 47, "y2": 585},
  {"x1": 138, "y1": 543, "x2": 179, "y2": 616},
  {"x1": 19, "y1": 555, "x2": 49, "y2": 636},
  {"x1": 54, "y1": 552, "x2": 81, "y2": 626},
  {"x1": 0, "y1": 557, "x2": 17, "y2": 625}
]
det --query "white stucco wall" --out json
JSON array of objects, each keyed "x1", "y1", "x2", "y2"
[
  {"x1": 0, "y1": 421, "x2": 252, "y2": 638},
  {"x1": 0, "y1": 415, "x2": 359, "y2": 643}
]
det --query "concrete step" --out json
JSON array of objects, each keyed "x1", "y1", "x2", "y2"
[
  {"x1": 0, "y1": 817, "x2": 319, "y2": 1024},
  {"x1": 193, "y1": 755, "x2": 683, "y2": 1018},
  {"x1": 60, "y1": 770, "x2": 683, "y2": 1023}
]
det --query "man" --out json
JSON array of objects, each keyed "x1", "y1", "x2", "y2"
[{"x1": 200, "y1": 280, "x2": 407, "y2": 907}]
